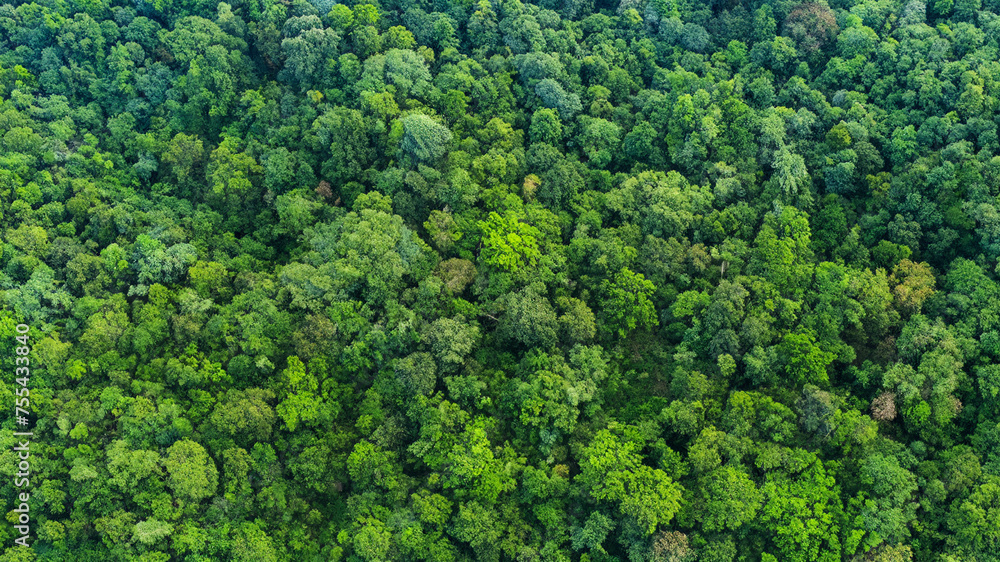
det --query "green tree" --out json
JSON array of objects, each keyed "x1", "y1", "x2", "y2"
[
  {"x1": 600, "y1": 268, "x2": 659, "y2": 337},
  {"x1": 529, "y1": 108, "x2": 563, "y2": 146},
  {"x1": 781, "y1": 330, "x2": 836, "y2": 387},
  {"x1": 275, "y1": 356, "x2": 322, "y2": 431},
  {"x1": 577, "y1": 425, "x2": 683, "y2": 534},
  {"x1": 279, "y1": 25, "x2": 340, "y2": 91},
  {"x1": 696, "y1": 466, "x2": 762, "y2": 532},
  {"x1": 477, "y1": 211, "x2": 541, "y2": 273},
  {"x1": 498, "y1": 284, "x2": 559, "y2": 349},
  {"x1": 163, "y1": 439, "x2": 219, "y2": 503},
  {"x1": 579, "y1": 117, "x2": 622, "y2": 169},
  {"x1": 400, "y1": 113, "x2": 453, "y2": 163}
]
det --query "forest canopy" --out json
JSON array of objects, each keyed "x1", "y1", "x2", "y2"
[{"x1": 2, "y1": 0, "x2": 1000, "y2": 560}]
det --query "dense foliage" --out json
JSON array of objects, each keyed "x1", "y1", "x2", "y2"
[{"x1": 2, "y1": 0, "x2": 1000, "y2": 560}]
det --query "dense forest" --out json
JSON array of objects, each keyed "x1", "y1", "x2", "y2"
[{"x1": 1, "y1": 0, "x2": 1000, "y2": 559}]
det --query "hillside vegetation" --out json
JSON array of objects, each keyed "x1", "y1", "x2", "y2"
[{"x1": 2, "y1": 0, "x2": 1000, "y2": 560}]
